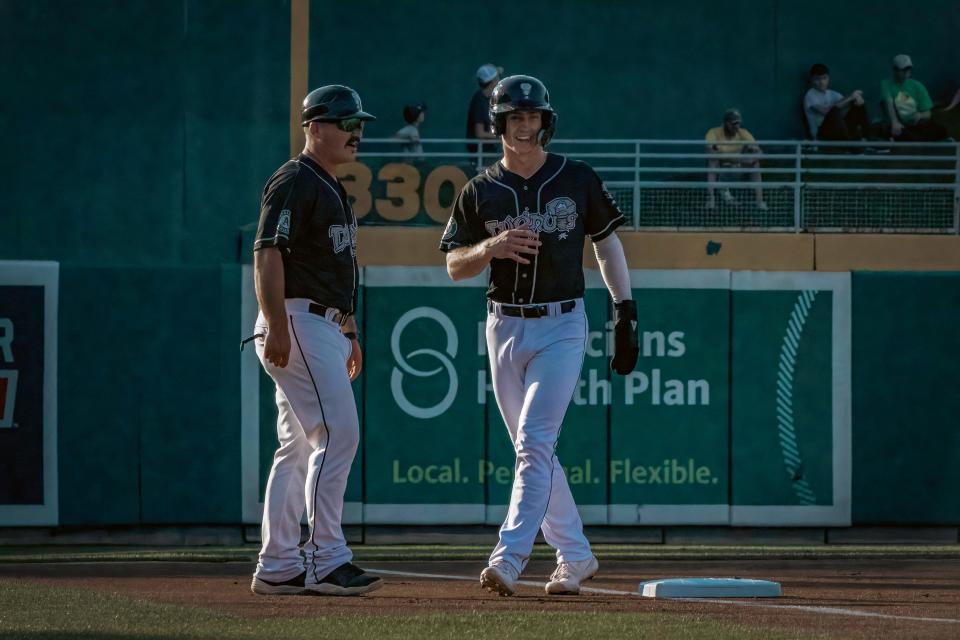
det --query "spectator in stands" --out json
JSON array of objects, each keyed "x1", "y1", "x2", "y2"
[
  {"x1": 395, "y1": 102, "x2": 426, "y2": 157},
  {"x1": 465, "y1": 63, "x2": 502, "y2": 153},
  {"x1": 804, "y1": 63, "x2": 869, "y2": 142},
  {"x1": 882, "y1": 54, "x2": 948, "y2": 141},
  {"x1": 705, "y1": 109, "x2": 767, "y2": 211}
]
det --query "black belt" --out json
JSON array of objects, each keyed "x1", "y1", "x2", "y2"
[
  {"x1": 308, "y1": 302, "x2": 349, "y2": 326},
  {"x1": 240, "y1": 302, "x2": 349, "y2": 351},
  {"x1": 490, "y1": 300, "x2": 576, "y2": 319}
]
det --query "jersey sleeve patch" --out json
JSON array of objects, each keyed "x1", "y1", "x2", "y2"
[
  {"x1": 254, "y1": 166, "x2": 307, "y2": 251},
  {"x1": 439, "y1": 183, "x2": 478, "y2": 252},
  {"x1": 584, "y1": 169, "x2": 626, "y2": 242}
]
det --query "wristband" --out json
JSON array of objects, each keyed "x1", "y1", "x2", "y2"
[{"x1": 343, "y1": 332, "x2": 359, "y2": 341}]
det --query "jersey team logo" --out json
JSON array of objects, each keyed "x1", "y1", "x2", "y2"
[
  {"x1": 484, "y1": 197, "x2": 578, "y2": 238},
  {"x1": 277, "y1": 209, "x2": 291, "y2": 238},
  {"x1": 329, "y1": 223, "x2": 358, "y2": 256},
  {"x1": 441, "y1": 218, "x2": 458, "y2": 242},
  {"x1": 390, "y1": 307, "x2": 459, "y2": 420}
]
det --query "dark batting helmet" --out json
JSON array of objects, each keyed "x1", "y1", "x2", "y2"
[
  {"x1": 489, "y1": 75, "x2": 557, "y2": 146},
  {"x1": 301, "y1": 85, "x2": 376, "y2": 126}
]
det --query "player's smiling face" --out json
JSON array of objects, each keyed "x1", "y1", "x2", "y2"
[{"x1": 503, "y1": 111, "x2": 542, "y2": 154}]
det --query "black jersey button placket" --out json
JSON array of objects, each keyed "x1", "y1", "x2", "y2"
[{"x1": 521, "y1": 200, "x2": 532, "y2": 286}]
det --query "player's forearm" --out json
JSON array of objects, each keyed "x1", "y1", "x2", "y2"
[
  {"x1": 592, "y1": 233, "x2": 632, "y2": 303},
  {"x1": 947, "y1": 89, "x2": 960, "y2": 111},
  {"x1": 341, "y1": 315, "x2": 358, "y2": 335},
  {"x1": 884, "y1": 100, "x2": 899, "y2": 123},
  {"x1": 834, "y1": 96, "x2": 854, "y2": 109},
  {"x1": 254, "y1": 248, "x2": 288, "y2": 330},
  {"x1": 446, "y1": 241, "x2": 492, "y2": 281}
]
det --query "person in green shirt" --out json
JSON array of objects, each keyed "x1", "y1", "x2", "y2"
[{"x1": 882, "y1": 54, "x2": 948, "y2": 141}]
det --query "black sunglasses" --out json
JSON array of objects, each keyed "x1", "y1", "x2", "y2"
[{"x1": 336, "y1": 117, "x2": 365, "y2": 133}]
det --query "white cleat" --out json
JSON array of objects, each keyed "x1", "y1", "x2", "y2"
[
  {"x1": 545, "y1": 556, "x2": 599, "y2": 595},
  {"x1": 480, "y1": 564, "x2": 518, "y2": 597}
]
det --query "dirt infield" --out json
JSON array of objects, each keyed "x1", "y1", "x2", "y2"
[{"x1": 3, "y1": 556, "x2": 959, "y2": 639}]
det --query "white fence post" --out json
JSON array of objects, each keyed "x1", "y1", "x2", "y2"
[
  {"x1": 634, "y1": 141, "x2": 641, "y2": 227},
  {"x1": 954, "y1": 142, "x2": 960, "y2": 234},
  {"x1": 794, "y1": 143, "x2": 803, "y2": 232}
]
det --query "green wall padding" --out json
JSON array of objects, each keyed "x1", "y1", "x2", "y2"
[
  {"x1": 851, "y1": 272, "x2": 960, "y2": 524},
  {"x1": 58, "y1": 265, "x2": 242, "y2": 524},
  {"x1": 1, "y1": 0, "x2": 289, "y2": 267}
]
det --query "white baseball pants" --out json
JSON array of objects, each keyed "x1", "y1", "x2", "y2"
[
  {"x1": 486, "y1": 299, "x2": 593, "y2": 574},
  {"x1": 253, "y1": 298, "x2": 358, "y2": 584}
]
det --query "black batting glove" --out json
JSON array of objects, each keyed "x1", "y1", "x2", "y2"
[{"x1": 611, "y1": 300, "x2": 639, "y2": 375}]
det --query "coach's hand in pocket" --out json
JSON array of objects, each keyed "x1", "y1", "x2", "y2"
[
  {"x1": 264, "y1": 326, "x2": 291, "y2": 368},
  {"x1": 347, "y1": 338, "x2": 363, "y2": 381}
]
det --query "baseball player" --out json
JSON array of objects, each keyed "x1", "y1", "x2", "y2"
[
  {"x1": 249, "y1": 85, "x2": 382, "y2": 597},
  {"x1": 440, "y1": 75, "x2": 639, "y2": 596}
]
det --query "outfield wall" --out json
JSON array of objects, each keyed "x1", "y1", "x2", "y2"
[
  {"x1": 4, "y1": 0, "x2": 960, "y2": 268},
  {"x1": 2, "y1": 263, "x2": 957, "y2": 527}
]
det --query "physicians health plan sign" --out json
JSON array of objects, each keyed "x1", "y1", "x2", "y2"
[{"x1": 241, "y1": 267, "x2": 850, "y2": 526}]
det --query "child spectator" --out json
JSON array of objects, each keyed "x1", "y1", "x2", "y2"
[
  {"x1": 804, "y1": 63, "x2": 869, "y2": 141},
  {"x1": 395, "y1": 102, "x2": 426, "y2": 157}
]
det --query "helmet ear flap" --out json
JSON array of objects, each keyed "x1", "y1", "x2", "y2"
[
  {"x1": 538, "y1": 112, "x2": 557, "y2": 147},
  {"x1": 491, "y1": 112, "x2": 506, "y2": 136}
]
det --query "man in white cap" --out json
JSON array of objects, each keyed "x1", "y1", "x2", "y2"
[
  {"x1": 882, "y1": 54, "x2": 947, "y2": 141},
  {"x1": 466, "y1": 63, "x2": 503, "y2": 153}
]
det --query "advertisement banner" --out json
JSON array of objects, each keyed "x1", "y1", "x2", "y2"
[
  {"x1": 240, "y1": 267, "x2": 852, "y2": 526},
  {"x1": 363, "y1": 267, "x2": 488, "y2": 522},
  {"x1": 609, "y1": 271, "x2": 732, "y2": 524},
  {"x1": 0, "y1": 261, "x2": 58, "y2": 525},
  {"x1": 730, "y1": 272, "x2": 851, "y2": 525}
]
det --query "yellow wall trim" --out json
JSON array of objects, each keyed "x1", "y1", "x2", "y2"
[
  {"x1": 289, "y1": 0, "x2": 309, "y2": 157},
  {"x1": 816, "y1": 234, "x2": 960, "y2": 271},
  {"x1": 358, "y1": 228, "x2": 960, "y2": 271}
]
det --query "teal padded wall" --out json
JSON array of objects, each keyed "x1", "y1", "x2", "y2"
[
  {"x1": 310, "y1": 0, "x2": 959, "y2": 142},
  {"x1": 3, "y1": 0, "x2": 959, "y2": 265},
  {"x1": 44, "y1": 266, "x2": 960, "y2": 526},
  {"x1": 0, "y1": 0, "x2": 289, "y2": 267},
  {"x1": 57, "y1": 265, "x2": 242, "y2": 524},
  {"x1": 851, "y1": 272, "x2": 960, "y2": 524}
]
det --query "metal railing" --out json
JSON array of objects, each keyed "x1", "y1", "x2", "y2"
[{"x1": 355, "y1": 138, "x2": 960, "y2": 233}]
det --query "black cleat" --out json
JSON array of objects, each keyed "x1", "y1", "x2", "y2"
[
  {"x1": 306, "y1": 562, "x2": 383, "y2": 596},
  {"x1": 251, "y1": 570, "x2": 306, "y2": 595}
]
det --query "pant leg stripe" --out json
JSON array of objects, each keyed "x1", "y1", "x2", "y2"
[
  {"x1": 520, "y1": 310, "x2": 590, "y2": 572},
  {"x1": 290, "y1": 315, "x2": 330, "y2": 583}
]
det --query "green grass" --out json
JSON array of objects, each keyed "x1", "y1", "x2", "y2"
[
  {"x1": 0, "y1": 580, "x2": 830, "y2": 640},
  {"x1": 1, "y1": 544, "x2": 959, "y2": 564}
]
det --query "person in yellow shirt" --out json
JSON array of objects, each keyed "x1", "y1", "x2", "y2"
[{"x1": 704, "y1": 109, "x2": 766, "y2": 211}]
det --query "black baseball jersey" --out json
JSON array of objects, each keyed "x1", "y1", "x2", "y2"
[
  {"x1": 439, "y1": 153, "x2": 624, "y2": 304},
  {"x1": 254, "y1": 153, "x2": 358, "y2": 313}
]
